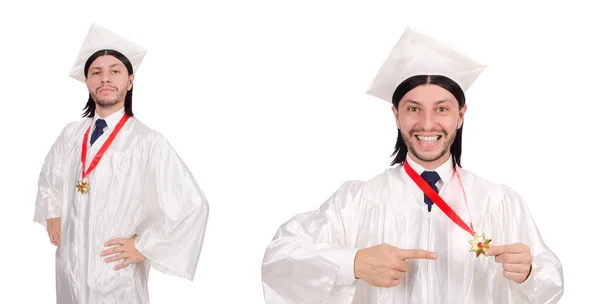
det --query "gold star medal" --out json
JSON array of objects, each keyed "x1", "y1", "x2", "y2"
[
  {"x1": 469, "y1": 233, "x2": 492, "y2": 257},
  {"x1": 76, "y1": 180, "x2": 89, "y2": 194}
]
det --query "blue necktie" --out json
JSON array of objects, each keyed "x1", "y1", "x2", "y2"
[
  {"x1": 90, "y1": 119, "x2": 107, "y2": 145},
  {"x1": 420, "y1": 171, "x2": 440, "y2": 212}
]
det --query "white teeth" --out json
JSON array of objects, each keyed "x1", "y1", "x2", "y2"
[{"x1": 417, "y1": 136, "x2": 440, "y2": 143}]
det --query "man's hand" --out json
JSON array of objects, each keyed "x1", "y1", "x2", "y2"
[
  {"x1": 486, "y1": 243, "x2": 533, "y2": 284},
  {"x1": 46, "y1": 217, "x2": 61, "y2": 246},
  {"x1": 100, "y1": 234, "x2": 146, "y2": 270},
  {"x1": 354, "y1": 243, "x2": 437, "y2": 287}
]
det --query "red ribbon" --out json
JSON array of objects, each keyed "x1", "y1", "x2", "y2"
[
  {"x1": 81, "y1": 114, "x2": 130, "y2": 181},
  {"x1": 403, "y1": 160, "x2": 475, "y2": 236}
]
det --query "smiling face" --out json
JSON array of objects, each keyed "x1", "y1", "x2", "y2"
[
  {"x1": 392, "y1": 84, "x2": 467, "y2": 168},
  {"x1": 85, "y1": 55, "x2": 133, "y2": 109}
]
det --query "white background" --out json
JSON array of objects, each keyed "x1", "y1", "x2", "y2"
[{"x1": 0, "y1": 0, "x2": 597, "y2": 302}]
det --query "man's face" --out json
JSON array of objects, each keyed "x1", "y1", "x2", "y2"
[
  {"x1": 85, "y1": 55, "x2": 133, "y2": 108},
  {"x1": 392, "y1": 84, "x2": 467, "y2": 165}
]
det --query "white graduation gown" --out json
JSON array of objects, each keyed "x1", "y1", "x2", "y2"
[
  {"x1": 261, "y1": 156, "x2": 563, "y2": 303},
  {"x1": 34, "y1": 112, "x2": 209, "y2": 304}
]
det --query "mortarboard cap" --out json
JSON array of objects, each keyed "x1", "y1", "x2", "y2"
[
  {"x1": 69, "y1": 23, "x2": 147, "y2": 83},
  {"x1": 366, "y1": 27, "x2": 486, "y2": 103}
]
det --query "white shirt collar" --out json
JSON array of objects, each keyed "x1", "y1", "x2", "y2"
[
  {"x1": 93, "y1": 106, "x2": 125, "y2": 129},
  {"x1": 405, "y1": 154, "x2": 454, "y2": 184}
]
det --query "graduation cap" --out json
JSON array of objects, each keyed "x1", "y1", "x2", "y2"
[
  {"x1": 69, "y1": 23, "x2": 147, "y2": 83},
  {"x1": 366, "y1": 27, "x2": 486, "y2": 104}
]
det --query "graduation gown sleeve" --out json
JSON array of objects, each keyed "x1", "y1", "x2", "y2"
[
  {"x1": 34, "y1": 122, "x2": 74, "y2": 228},
  {"x1": 261, "y1": 180, "x2": 364, "y2": 303},
  {"x1": 498, "y1": 185, "x2": 564, "y2": 303},
  {"x1": 133, "y1": 131, "x2": 209, "y2": 281}
]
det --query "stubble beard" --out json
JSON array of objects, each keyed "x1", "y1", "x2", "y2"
[{"x1": 91, "y1": 89, "x2": 126, "y2": 109}]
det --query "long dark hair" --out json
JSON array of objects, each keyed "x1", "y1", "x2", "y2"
[
  {"x1": 82, "y1": 49, "x2": 135, "y2": 118},
  {"x1": 390, "y1": 75, "x2": 466, "y2": 167}
]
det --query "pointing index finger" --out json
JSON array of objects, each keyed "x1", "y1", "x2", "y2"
[
  {"x1": 486, "y1": 244, "x2": 526, "y2": 256},
  {"x1": 400, "y1": 249, "x2": 438, "y2": 260}
]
